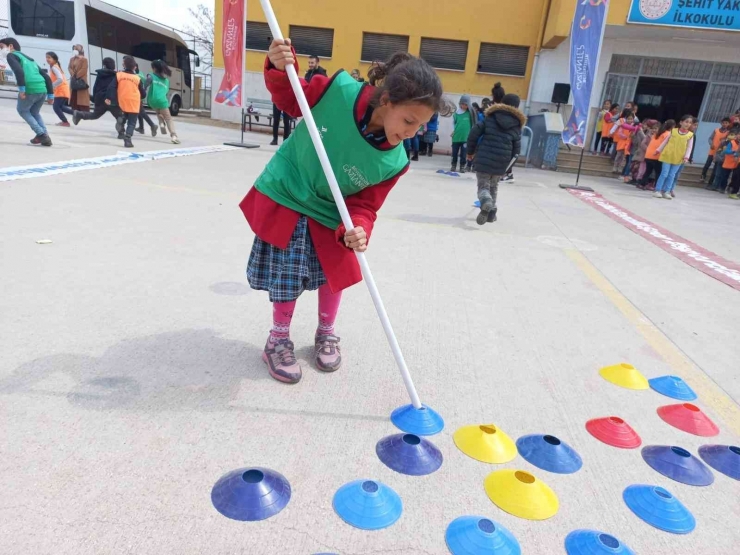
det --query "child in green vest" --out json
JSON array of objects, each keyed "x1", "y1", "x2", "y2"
[
  {"x1": 148, "y1": 60, "x2": 179, "y2": 144},
  {"x1": 451, "y1": 95, "x2": 475, "y2": 173},
  {"x1": 0, "y1": 38, "x2": 54, "y2": 146},
  {"x1": 134, "y1": 63, "x2": 157, "y2": 137},
  {"x1": 239, "y1": 39, "x2": 449, "y2": 384}
]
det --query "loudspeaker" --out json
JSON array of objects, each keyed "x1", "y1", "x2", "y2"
[{"x1": 551, "y1": 83, "x2": 571, "y2": 104}]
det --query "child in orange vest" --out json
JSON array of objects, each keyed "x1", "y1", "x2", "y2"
[
  {"x1": 46, "y1": 52, "x2": 73, "y2": 127},
  {"x1": 106, "y1": 55, "x2": 146, "y2": 148},
  {"x1": 702, "y1": 117, "x2": 731, "y2": 185},
  {"x1": 709, "y1": 132, "x2": 739, "y2": 193},
  {"x1": 610, "y1": 109, "x2": 638, "y2": 173},
  {"x1": 639, "y1": 120, "x2": 675, "y2": 190},
  {"x1": 599, "y1": 104, "x2": 620, "y2": 155}
]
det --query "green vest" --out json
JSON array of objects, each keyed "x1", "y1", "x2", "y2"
[
  {"x1": 254, "y1": 71, "x2": 408, "y2": 229},
  {"x1": 147, "y1": 73, "x2": 169, "y2": 109},
  {"x1": 12, "y1": 52, "x2": 47, "y2": 94}
]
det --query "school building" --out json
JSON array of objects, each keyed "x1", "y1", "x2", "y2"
[{"x1": 212, "y1": 0, "x2": 740, "y2": 159}]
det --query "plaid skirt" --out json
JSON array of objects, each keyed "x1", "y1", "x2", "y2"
[{"x1": 247, "y1": 216, "x2": 327, "y2": 302}]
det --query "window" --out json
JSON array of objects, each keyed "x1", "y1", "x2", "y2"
[
  {"x1": 361, "y1": 32, "x2": 409, "y2": 63},
  {"x1": 10, "y1": 0, "x2": 75, "y2": 40},
  {"x1": 420, "y1": 38, "x2": 467, "y2": 71},
  {"x1": 703, "y1": 84, "x2": 740, "y2": 123},
  {"x1": 245, "y1": 21, "x2": 272, "y2": 52},
  {"x1": 288, "y1": 25, "x2": 333, "y2": 58},
  {"x1": 477, "y1": 43, "x2": 529, "y2": 77},
  {"x1": 85, "y1": 6, "x2": 177, "y2": 67}
]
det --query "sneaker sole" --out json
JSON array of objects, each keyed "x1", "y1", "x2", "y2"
[
  {"x1": 262, "y1": 352, "x2": 301, "y2": 384},
  {"x1": 315, "y1": 359, "x2": 342, "y2": 373}
]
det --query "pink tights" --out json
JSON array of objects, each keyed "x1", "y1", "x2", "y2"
[{"x1": 269, "y1": 284, "x2": 342, "y2": 343}]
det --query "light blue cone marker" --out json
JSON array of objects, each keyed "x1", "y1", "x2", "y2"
[{"x1": 649, "y1": 376, "x2": 697, "y2": 401}]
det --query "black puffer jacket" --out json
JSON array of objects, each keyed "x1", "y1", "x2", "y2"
[
  {"x1": 91, "y1": 68, "x2": 117, "y2": 104},
  {"x1": 467, "y1": 104, "x2": 526, "y2": 175}
]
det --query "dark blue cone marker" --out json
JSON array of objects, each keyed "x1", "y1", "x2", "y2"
[
  {"x1": 564, "y1": 530, "x2": 636, "y2": 554},
  {"x1": 699, "y1": 445, "x2": 740, "y2": 481},
  {"x1": 649, "y1": 376, "x2": 698, "y2": 401},
  {"x1": 333, "y1": 479, "x2": 402, "y2": 530},
  {"x1": 622, "y1": 485, "x2": 695, "y2": 534},
  {"x1": 211, "y1": 467, "x2": 291, "y2": 521},
  {"x1": 642, "y1": 446, "x2": 714, "y2": 486},
  {"x1": 376, "y1": 433, "x2": 443, "y2": 476},
  {"x1": 390, "y1": 404, "x2": 444, "y2": 436},
  {"x1": 446, "y1": 516, "x2": 521, "y2": 555},
  {"x1": 516, "y1": 434, "x2": 583, "y2": 474}
]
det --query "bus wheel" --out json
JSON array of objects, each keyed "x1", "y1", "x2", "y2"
[{"x1": 170, "y1": 96, "x2": 181, "y2": 117}]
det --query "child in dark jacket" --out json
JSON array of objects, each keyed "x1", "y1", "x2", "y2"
[
  {"x1": 72, "y1": 57, "x2": 123, "y2": 135},
  {"x1": 467, "y1": 94, "x2": 525, "y2": 224}
]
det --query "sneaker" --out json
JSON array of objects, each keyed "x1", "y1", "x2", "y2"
[
  {"x1": 39, "y1": 134, "x2": 52, "y2": 147},
  {"x1": 476, "y1": 199, "x2": 494, "y2": 225},
  {"x1": 460, "y1": 167, "x2": 467, "y2": 174},
  {"x1": 160, "y1": 124, "x2": 167, "y2": 135},
  {"x1": 487, "y1": 207, "x2": 498, "y2": 223},
  {"x1": 171, "y1": 135, "x2": 181, "y2": 144},
  {"x1": 654, "y1": 191, "x2": 663, "y2": 198},
  {"x1": 314, "y1": 334, "x2": 342, "y2": 372},
  {"x1": 263, "y1": 339, "x2": 302, "y2": 383},
  {"x1": 730, "y1": 194, "x2": 739, "y2": 200},
  {"x1": 500, "y1": 174, "x2": 515, "y2": 183},
  {"x1": 411, "y1": 153, "x2": 419, "y2": 161},
  {"x1": 151, "y1": 126, "x2": 158, "y2": 137},
  {"x1": 135, "y1": 126, "x2": 145, "y2": 135},
  {"x1": 117, "y1": 133, "x2": 125, "y2": 140},
  {"x1": 450, "y1": 165, "x2": 456, "y2": 173},
  {"x1": 270, "y1": 140, "x2": 278, "y2": 146},
  {"x1": 123, "y1": 137, "x2": 134, "y2": 148},
  {"x1": 662, "y1": 192, "x2": 672, "y2": 199},
  {"x1": 670, "y1": 191, "x2": 675, "y2": 198},
  {"x1": 56, "y1": 121, "x2": 70, "y2": 127},
  {"x1": 73, "y1": 111, "x2": 82, "y2": 126},
  {"x1": 115, "y1": 119, "x2": 125, "y2": 136},
  {"x1": 30, "y1": 134, "x2": 43, "y2": 145}
]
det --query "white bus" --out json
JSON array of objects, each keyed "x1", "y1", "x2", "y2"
[{"x1": 6, "y1": 0, "x2": 199, "y2": 115}]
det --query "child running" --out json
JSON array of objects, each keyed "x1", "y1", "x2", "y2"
[
  {"x1": 73, "y1": 57, "x2": 122, "y2": 135},
  {"x1": 240, "y1": 39, "x2": 447, "y2": 384},
  {"x1": 106, "y1": 56, "x2": 147, "y2": 148},
  {"x1": 134, "y1": 63, "x2": 157, "y2": 136},
  {"x1": 654, "y1": 114, "x2": 694, "y2": 199},
  {"x1": 148, "y1": 60, "x2": 180, "y2": 144},
  {"x1": 45, "y1": 52, "x2": 73, "y2": 127},
  {"x1": 466, "y1": 94, "x2": 525, "y2": 225}
]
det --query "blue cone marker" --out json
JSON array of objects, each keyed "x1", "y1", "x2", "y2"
[
  {"x1": 446, "y1": 516, "x2": 521, "y2": 555},
  {"x1": 623, "y1": 485, "x2": 695, "y2": 534},
  {"x1": 333, "y1": 479, "x2": 402, "y2": 530},
  {"x1": 376, "y1": 433, "x2": 443, "y2": 476},
  {"x1": 516, "y1": 434, "x2": 583, "y2": 474}
]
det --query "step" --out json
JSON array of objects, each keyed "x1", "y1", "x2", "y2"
[{"x1": 556, "y1": 164, "x2": 706, "y2": 188}]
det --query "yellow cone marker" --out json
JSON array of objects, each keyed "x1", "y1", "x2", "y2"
[
  {"x1": 484, "y1": 469, "x2": 559, "y2": 520},
  {"x1": 599, "y1": 363, "x2": 649, "y2": 390},
  {"x1": 453, "y1": 424, "x2": 517, "y2": 464}
]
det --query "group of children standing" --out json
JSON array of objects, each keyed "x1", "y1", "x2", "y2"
[{"x1": 592, "y1": 98, "x2": 740, "y2": 200}]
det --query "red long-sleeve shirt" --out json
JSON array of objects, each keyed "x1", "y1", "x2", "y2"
[{"x1": 239, "y1": 56, "x2": 408, "y2": 293}]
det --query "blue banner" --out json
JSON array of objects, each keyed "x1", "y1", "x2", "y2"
[
  {"x1": 628, "y1": 0, "x2": 740, "y2": 32},
  {"x1": 562, "y1": 0, "x2": 610, "y2": 147}
]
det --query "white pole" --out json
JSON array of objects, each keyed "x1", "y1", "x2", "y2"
[
  {"x1": 258, "y1": 0, "x2": 422, "y2": 409},
  {"x1": 241, "y1": 0, "x2": 248, "y2": 111}
]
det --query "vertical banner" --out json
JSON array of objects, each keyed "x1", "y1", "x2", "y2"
[
  {"x1": 562, "y1": 0, "x2": 610, "y2": 147},
  {"x1": 215, "y1": 0, "x2": 245, "y2": 107}
]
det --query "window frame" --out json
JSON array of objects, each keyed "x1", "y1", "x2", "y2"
[
  {"x1": 245, "y1": 20, "x2": 272, "y2": 53},
  {"x1": 419, "y1": 37, "x2": 468, "y2": 72},
  {"x1": 360, "y1": 32, "x2": 410, "y2": 64},
  {"x1": 476, "y1": 42, "x2": 530, "y2": 78},
  {"x1": 287, "y1": 24, "x2": 334, "y2": 60}
]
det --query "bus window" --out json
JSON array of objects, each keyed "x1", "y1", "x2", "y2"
[
  {"x1": 10, "y1": 0, "x2": 75, "y2": 40},
  {"x1": 176, "y1": 46, "x2": 192, "y2": 90}
]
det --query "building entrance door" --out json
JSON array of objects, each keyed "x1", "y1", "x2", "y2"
[{"x1": 634, "y1": 77, "x2": 707, "y2": 123}]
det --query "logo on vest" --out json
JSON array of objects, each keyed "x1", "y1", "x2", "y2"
[
  {"x1": 342, "y1": 164, "x2": 370, "y2": 190},
  {"x1": 318, "y1": 125, "x2": 328, "y2": 139}
]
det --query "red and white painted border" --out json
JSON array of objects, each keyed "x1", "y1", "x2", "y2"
[{"x1": 568, "y1": 190, "x2": 740, "y2": 291}]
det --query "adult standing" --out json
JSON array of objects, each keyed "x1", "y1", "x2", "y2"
[
  {"x1": 270, "y1": 103, "x2": 291, "y2": 146},
  {"x1": 304, "y1": 55, "x2": 327, "y2": 82},
  {"x1": 0, "y1": 38, "x2": 54, "y2": 146},
  {"x1": 68, "y1": 44, "x2": 90, "y2": 112}
]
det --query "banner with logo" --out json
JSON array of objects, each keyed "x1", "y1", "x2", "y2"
[
  {"x1": 562, "y1": 0, "x2": 610, "y2": 147},
  {"x1": 215, "y1": 0, "x2": 245, "y2": 107},
  {"x1": 628, "y1": 0, "x2": 740, "y2": 32}
]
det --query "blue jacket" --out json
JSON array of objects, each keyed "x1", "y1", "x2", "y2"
[{"x1": 426, "y1": 112, "x2": 439, "y2": 132}]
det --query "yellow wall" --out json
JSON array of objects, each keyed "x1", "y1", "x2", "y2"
[{"x1": 216, "y1": 0, "x2": 548, "y2": 98}]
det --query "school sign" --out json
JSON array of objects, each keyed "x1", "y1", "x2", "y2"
[{"x1": 628, "y1": 0, "x2": 740, "y2": 31}]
